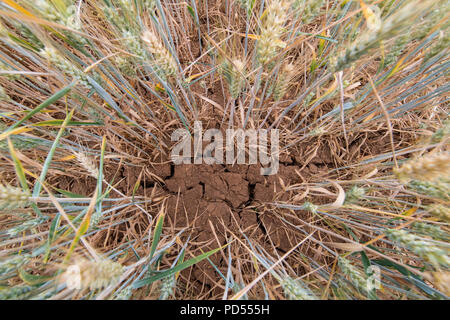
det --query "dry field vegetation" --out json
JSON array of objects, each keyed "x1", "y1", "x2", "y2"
[{"x1": 0, "y1": 0, "x2": 449, "y2": 300}]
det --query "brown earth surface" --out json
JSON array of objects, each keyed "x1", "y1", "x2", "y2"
[{"x1": 50, "y1": 129, "x2": 408, "y2": 297}]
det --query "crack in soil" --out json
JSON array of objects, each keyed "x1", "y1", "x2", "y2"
[{"x1": 60, "y1": 141, "x2": 338, "y2": 293}]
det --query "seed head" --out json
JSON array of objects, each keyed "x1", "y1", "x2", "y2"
[
  {"x1": 144, "y1": 0, "x2": 157, "y2": 12},
  {"x1": 345, "y1": 186, "x2": 366, "y2": 203},
  {"x1": 385, "y1": 229, "x2": 449, "y2": 269},
  {"x1": 237, "y1": 0, "x2": 254, "y2": 14},
  {"x1": 309, "y1": 126, "x2": 327, "y2": 136},
  {"x1": 221, "y1": 59, "x2": 246, "y2": 99},
  {"x1": 40, "y1": 47, "x2": 91, "y2": 88},
  {"x1": 338, "y1": 257, "x2": 370, "y2": 295},
  {"x1": 273, "y1": 63, "x2": 295, "y2": 101},
  {"x1": 427, "y1": 204, "x2": 450, "y2": 223},
  {"x1": 431, "y1": 118, "x2": 450, "y2": 143},
  {"x1": 423, "y1": 32, "x2": 450, "y2": 65},
  {"x1": 408, "y1": 179, "x2": 450, "y2": 201},
  {"x1": 365, "y1": 5, "x2": 382, "y2": 32},
  {"x1": 0, "y1": 254, "x2": 30, "y2": 275},
  {"x1": 115, "y1": 286, "x2": 133, "y2": 300},
  {"x1": 0, "y1": 60, "x2": 21, "y2": 81},
  {"x1": 61, "y1": 259, "x2": 124, "y2": 291},
  {"x1": 280, "y1": 277, "x2": 317, "y2": 300},
  {"x1": 159, "y1": 275, "x2": 176, "y2": 300},
  {"x1": 0, "y1": 285, "x2": 33, "y2": 300},
  {"x1": 0, "y1": 85, "x2": 10, "y2": 101},
  {"x1": 74, "y1": 152, "x2": 99, "y2": 178},
  {"x1": 302, "y1": 201, "x2": 318, "y2": 214},
  {"x1": 0, "y1": 184, "x2": 30, "y2": 210},
  {"x1": 7, "y1": 217, "x2": 47, "y2": 237},
  {"x1": 412, "y1": 222, "x2": 448, "y2": 241},
  {"x1": 431, "y1": 271, "x2": 450, "y2": 296},
  {"x1": 293, "y1": 0, "x2": 324, "y2": 24},
  {"x1": 142, "y1": 30, "x2": 177, "y2": 78},
  {"x1": 257, "y1": 0, "x2": 291, "y2": 66},
  {"x1": 394, "y1": 153, "x2": 450, "y2": 182},
  {"x1": 34, "y1": 1, "x2": 79, "y2": 29},
  {"x1": 330, "y1": 0, "x2": 436, "y2": 72}
]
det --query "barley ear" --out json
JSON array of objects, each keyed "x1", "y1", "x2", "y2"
[{"x1": 0, "y1": 184, "x2": 31, "y2": 210}]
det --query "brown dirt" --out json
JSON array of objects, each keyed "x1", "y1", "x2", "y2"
[
  {"x1": 159, "y1": 149, "x2": 322, "y2": 291},
  {"x1": 50, "y1": 133, "x2": 341, "y2": 295},
  {"x1": 48, "y1": 124, "x2": 414, "y2": 298}
]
